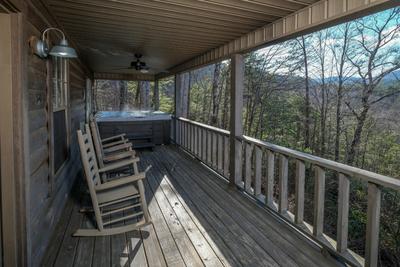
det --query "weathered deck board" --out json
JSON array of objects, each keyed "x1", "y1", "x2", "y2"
[{"x1": 42, "y1": 145, "x2": 340, "y2": 267}]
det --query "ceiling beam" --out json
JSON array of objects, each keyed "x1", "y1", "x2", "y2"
[{"x1": 159, "y1": 0, "x2": 397, "y2": 78}]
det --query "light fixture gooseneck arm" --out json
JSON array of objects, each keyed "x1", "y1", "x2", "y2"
[{"x1": 41, "y1": 27, "x2": 66, "y2": 41}]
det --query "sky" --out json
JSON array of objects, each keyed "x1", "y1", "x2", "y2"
[{"x1": 253, "y1": 7, "x2": 400, "y2": 79}]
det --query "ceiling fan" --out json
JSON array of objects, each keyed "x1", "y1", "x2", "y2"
[{"x1": 113, "y1": 53, "x2": 150, "y2": 73}]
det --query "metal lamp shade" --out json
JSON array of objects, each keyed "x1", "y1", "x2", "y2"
[{"x1": 49, "y1": 39, "x2": 77, "y2": 58}]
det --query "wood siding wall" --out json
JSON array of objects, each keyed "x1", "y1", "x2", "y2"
[{"x1": 24, "y1": 1, "x2": 89, "y2": 265}]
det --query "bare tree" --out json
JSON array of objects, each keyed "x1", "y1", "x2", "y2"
[
  {"x1": 210, "y1": 63, "x2": 221, "y2": 126},
  {"x1": 346, "y1": 8, "x2": 400, "y2": 164},
  {"x1": 330, "y1": 23, "x2": 354, "y2": 161}
]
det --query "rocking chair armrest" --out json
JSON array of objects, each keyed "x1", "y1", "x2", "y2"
[
  {"x1": 103, "y1": 150, "x2": 135, "y2": 162},
  {"x1": 95, "y1": 172, "x2": 146, "y2": 191},
  {"x1": 101, "y1": 133, "x2": 126, "y2": 143},
  {"x1": 103, "y1": 143, "x2": 132, "y2": 153},
  {"x1": 102, "y1": 139, "x2": 127, "y2": 148},
  {"x1": 99, "y1": 157, "x2": 140, "y2": 173}
]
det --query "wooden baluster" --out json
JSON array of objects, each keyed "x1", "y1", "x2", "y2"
[
  {"x1": 183, "y1": 122, "x2": 186, "y2": 148},
  {"x1": 279, "y1": 155, "x2": 288, "y2": 213},
  {"x1": 207, "y1": 130, "x2": 212, "y2": 166},
  {"x1": 176, "y1": 120, "x2": 180, "y2": 145},
  {"x1": 266, "y1": 150, "x2": 275, "y2": 208},
  {"x1": 218, "y1": 134, "x2": 223, "y2": 173},
  {"x1": 180, "y1": 121, "x2": 184, "y2": 147},
  {"x1": 234, "y1": 138, "x2": 243, "y2": 186},
  {"x1": 245, "y1": 143, "x2": 253, "y2": 193},
  {"x1": 196, "y1": 126, "x2": 200, "y2": 157},
  {"x1": 212, "y1": 132, "x2": 218, "y2": 169},
  {"x1": 192, "y1": 124, "x2": 197, "y2": 156},
  {"x1": 337, "y1": 173, "x2": 349, "y2": 253},
  {"x1": 365, "y1": 183, "x2": 381, "y2": 267},
  {"x1": 186, "y1": 122, "x2": 189, "y2": 150},
  {"x1": 202, "y1": 128, "x2": 206, "y2": 161},
  {"x1": 254, "y1": 146, "x2": 262, "y2": 196},
  {"x1": 313, "y1": 166, "x2": 325, "y2": 237},
  {"x1": 189, "y1": 123, "x2": 193, "y2": 153},
  {"x1": 224, "y1": 136, "x2": 230, "y2": 177},
  {"x1": 187, "y1": 123, "x2": 189, "y2": 150},
  {"x1": 295, "y1": 160, "x2": 305, "y2": 224},
  {"x1": 192, "y1": 125, "x2": 196, "y2": 154}
]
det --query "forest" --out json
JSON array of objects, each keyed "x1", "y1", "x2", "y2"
[{"x1": 94, "y1": 7, "x2": 399, "y2": 266}]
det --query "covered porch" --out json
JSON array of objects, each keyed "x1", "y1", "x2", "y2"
[{"x1": 0, "y1": 0, "x2": 399, "y2": 267}]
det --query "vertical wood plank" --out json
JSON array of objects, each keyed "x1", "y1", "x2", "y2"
[
  {"x1": 266, "y1": 151, "x2": 275, "y2": 207},
  {"x1": 217, "y1": 134, "x2": 223, "y2": 172},
  {"x1": 254, "y1": 146, "x2": 262, "y2": 196},
  {"x1": 224, "y1": 136, "x2": 230, "y2": 177},
  {"x1": 196, "y1": 126, "x2": 200, "y2": 157},
  {"x1": 313, "y1": 166, "x2": 325, "y2": 237},
  {"x1": 229, "y1": 54, "x2": 244, "y2": 186},
  {"x1": 245, "y1": 143, "x2": 253, "y2": 193},
  {"x1": 192, "y1": 124, "x2": 195, "y2": 154},
  {"x1": 365, "y1": 183, "x2": 381, "y2": 267},
  {"x1": 212, "y1": 132, "x2": 218, "y2": 169},
  {"x1": 183, "y1": 122, "x2": 186, "y2": 149},
  {"x1": 201, "y1": 129, "x2": 207, "y2": 162},
  {"x1": 295, "y1": 160, "x2": 305, "y2": 224},
  {"x1": 234, "y1": 139, "x2": 243, "y2": 186},
  {"x1": 207, "y1": 130, "x2": 212, "y2": 166},
  {"x1": 279, "y1": 155, "x2": 288, "y2": 213},
  {"x1": 337, "y1": 173, "x2": 350, "y2": 253}
]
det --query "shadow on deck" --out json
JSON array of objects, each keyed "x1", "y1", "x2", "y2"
[{"x1": 42, "y1": 145, "x2": 341, "y2": 267}]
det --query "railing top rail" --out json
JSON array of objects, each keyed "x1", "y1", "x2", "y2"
[
  {"x1": 176, "y1": 116, "x2": 230, "y2": 136},
  {"x1": 242, "y1": 135, "x2": 400, "y2": 191}
]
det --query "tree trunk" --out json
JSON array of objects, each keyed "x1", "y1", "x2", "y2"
[
  {"x1": 210, "y1": 63, "x2": 221, "y2": 126},
  {"x1": 301, "y1": 36, "x2": 311, "y2": 149},
  {"x1": 346, "y1": 103, "x2": 369, "y2": 165},
  {"x1": 138, "y1": 81, "x2": 151, "y2": 109},
  {"x1": 119, "y1": 80, "x2": 128, "y2": 110}
]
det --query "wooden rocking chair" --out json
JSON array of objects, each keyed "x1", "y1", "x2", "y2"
[
  {"x1": 75, "y1": 129, "x2": 151, "y2": 236},
  {"x1": 89, "y1": 118, "x2": 136, "y2": 164}
]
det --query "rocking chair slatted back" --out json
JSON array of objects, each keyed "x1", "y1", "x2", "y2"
[
  {"x1": 77, "y1": 129, "x2": 104, "y2": 230},
  {"x1": 87, "y1": 122, "x2": 105, "y2": 166}
]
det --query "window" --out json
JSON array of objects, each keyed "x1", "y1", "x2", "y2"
[{"x1": 52, "y1": 56, "x2": 69, "y2": 175}]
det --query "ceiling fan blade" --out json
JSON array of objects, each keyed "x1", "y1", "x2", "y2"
[{"x1": 111, "y1": 66, "x2": 135, "y2": 70}]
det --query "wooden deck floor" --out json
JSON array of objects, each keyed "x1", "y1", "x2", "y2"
[{"x1": 42, "y1": 145, "x2": 341, "y2": 267}]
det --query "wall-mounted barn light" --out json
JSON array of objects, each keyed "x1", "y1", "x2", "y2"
[{"x1": 30, "y1": 27, "x2": 77, "y2": 58}]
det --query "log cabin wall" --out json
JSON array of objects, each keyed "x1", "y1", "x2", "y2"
[{"x1": 23, "y1": 0, "x2": 90, "y2": 265}]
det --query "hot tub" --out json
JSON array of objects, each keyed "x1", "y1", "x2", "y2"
[{"x1": 96, "y1": 111, "x2": 171, "y2": 148}]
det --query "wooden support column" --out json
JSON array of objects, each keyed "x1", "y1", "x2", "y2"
[
  {"x1": 174, "y1": 73, "x2": 189, "y2": 144},
  {"x1": 175, "y1": 72, "x2": 189, "y2": 118},
  {"x1": 153, "y1": 79, "x2": 159, "y2": 111},
  {"x1": 229, "y1": 54, "x2": 244, "y2": 187}
]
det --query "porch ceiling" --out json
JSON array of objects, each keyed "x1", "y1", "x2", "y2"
[{"x1": 45, "y1": 0, "x2": 319, "y2": 76}]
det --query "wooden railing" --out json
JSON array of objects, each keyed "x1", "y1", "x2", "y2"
[{"x1": 172, "y1": 117, "x2": 400, "y2": 267}]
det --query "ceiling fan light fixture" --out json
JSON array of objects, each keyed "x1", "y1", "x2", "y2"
[{"x1": 140, "y1": 69, "x2": 149, "y2": 74}]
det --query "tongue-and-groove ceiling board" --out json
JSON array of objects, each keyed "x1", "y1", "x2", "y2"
[{"x1": 46, "y1": 0, "x2": 319, "y2": 75}]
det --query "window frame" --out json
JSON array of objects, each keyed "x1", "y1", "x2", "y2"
[{"x1": 48, "y1": 55, "x2": 71, "y2": 192}]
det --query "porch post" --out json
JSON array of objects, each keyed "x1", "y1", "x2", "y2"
[
  {"x1": 153, "y1": 79, "x2": 159, "y2": 111},
  {"x1": 229, "y1": 54, "x2": 244, "y2": 187},
  {"x1": 174, "y1": 73, "x2": 189, "y2": 144}
]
